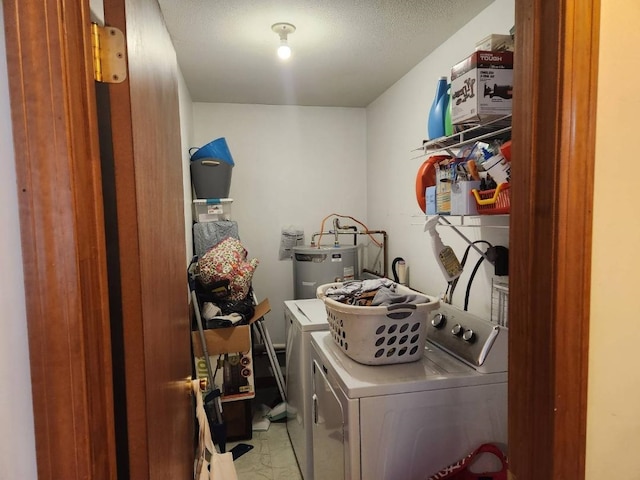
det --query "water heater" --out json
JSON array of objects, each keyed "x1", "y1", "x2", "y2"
[{"x1": 292, "y1": 245, "x2": 359, "y2": 299}]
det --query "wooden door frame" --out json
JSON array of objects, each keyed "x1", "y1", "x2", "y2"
[
  {"x1": 2, "y1": 0, "x2": 599, "y2": 478},
  {"x1": 2, "y1": 0, "x2": 117, "y2": 478},
  {"x1": 509, "y1": 0, "x2": 599, "y2": 478}
]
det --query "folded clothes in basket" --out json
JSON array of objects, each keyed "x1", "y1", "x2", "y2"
[{"x1": 324, "y1": 279, "x2": 428, "y2": 307}]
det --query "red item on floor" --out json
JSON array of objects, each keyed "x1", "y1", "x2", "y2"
[{"x1": 427, "y1": 443, "x2": 508, "y2": 480}]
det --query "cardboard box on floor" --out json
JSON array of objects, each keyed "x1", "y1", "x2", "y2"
[
  {"x1": 192, "y1": 298, "x2": 271, "y2": 402},
  {"x1": 192, "y1": 298, "x2": 270, "y2": 356}
]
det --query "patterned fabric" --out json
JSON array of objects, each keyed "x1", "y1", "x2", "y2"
[
  {"x1": 193, "y1": 220, "x2": 239, "y2": 258},
  {"x1": 198, "y1": 237, "x2": 258, "y2": 301}
]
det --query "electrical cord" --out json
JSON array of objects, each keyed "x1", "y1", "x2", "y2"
[
  {"x1": 444, "y1": 280, "x2": 454, "y2": 303},
  {"x1": 447, "y1": 240, "x2": 493, "y2": 302},
  {"x1": 464, "y1": 255, "x2": 486, "y2": 311}
]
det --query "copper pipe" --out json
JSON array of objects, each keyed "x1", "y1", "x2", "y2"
[{"x1": 310, "y1": 229, "x2": 388, "y2": 277}]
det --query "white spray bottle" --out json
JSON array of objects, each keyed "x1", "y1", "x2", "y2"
[{"x1": 424, "y1": 217, "x2": 463, "y2": 282}]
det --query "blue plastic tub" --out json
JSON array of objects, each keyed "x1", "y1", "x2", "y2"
[{"x1": 190, "y1": 137, "x2": 235, "y2": 165}]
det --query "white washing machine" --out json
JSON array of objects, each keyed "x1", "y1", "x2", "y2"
[
  {"x1": 310, "y1": 303, "x2": 508, "y2": 480},
  {"x1": 284, "y1": 299, "x2": 330, "y2": 480}
]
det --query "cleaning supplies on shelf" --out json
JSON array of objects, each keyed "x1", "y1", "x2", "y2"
[
  {"x1": 427, "y1": 76, "x2": 449, "y2": 140},
  {"x1": 424, "y1": 217, "x2": 463, "y2": 282},
  {"x1": 476, "y1": 142, "x2": 511, "y2": 184},
  {"x1": 444, "y1": 84, "x2": 454, "y2": 137},
  {"x1": 481, "y1": 152, "x2": 511, "y2": 184},
  {"x1": 415, "y1": 154, "x2": 451, "y2": 213}
]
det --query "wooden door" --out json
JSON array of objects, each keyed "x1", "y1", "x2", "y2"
[
  {"x1": 101, "y1": 0, "x2": 193, "y2": 478},
  {"x1": 3, "y1": 0, "x2": 193, "y2": 478},
  {"x1": 3, "y1": 1, "x2": 118, "y2": 478}
]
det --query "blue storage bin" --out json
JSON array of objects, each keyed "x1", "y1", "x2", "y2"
[{"x1": 190, "y1": 137, "x2": 235, "y2": 165}]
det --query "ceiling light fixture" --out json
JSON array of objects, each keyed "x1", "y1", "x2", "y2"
[{"x1": 271, "y1": 22, "x2": 296, "y2": 60}]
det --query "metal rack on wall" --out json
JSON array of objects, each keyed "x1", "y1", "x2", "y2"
[{"x1": 412, "y1": 114, "x2": 512, "y2": 158}]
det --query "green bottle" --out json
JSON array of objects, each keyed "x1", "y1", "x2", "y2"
[{"x1": 444, "y1": 85, "x2": 453, "y2": 137}]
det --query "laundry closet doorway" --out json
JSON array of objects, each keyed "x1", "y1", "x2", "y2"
[
  {"x1": 3, "y1": 0, "x2": 193, "y2": 478},
  {"x1": 1, "y1": 0, "x2": 598, "y2": 479}
]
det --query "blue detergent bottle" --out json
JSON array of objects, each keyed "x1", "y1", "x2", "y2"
[{"x1": 427, "y1": 76, "x2": 449, "y2": 140}]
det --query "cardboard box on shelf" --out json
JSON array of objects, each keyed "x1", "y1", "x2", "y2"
[
  {"x1": 192, "y1": 298, "x2": 271, "y2": 402},
  {"x1": 436, "y1": 164, "x2": 452, "y2": 215},
  {"x1": 450, "y1": 50, "x2": 513, "y2": 125},
  {"x1": 475, "y1": 34, "x2": 514, "y2": 52},
  {"x1": 425, "y1": 186, "x2": 437, "y2": 215}
]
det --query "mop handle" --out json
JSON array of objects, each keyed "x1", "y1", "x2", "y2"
[{"x1": 191, "y1": 290, "x2": 223, "y2": 424}]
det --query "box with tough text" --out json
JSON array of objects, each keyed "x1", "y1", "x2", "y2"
[{"x1": 450, "y1": 51, "x2": 513, "y2": 125}]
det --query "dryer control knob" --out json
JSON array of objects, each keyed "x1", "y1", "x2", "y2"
[
  {"x1": 451, "y1": 324, "x2": 464, "y2": 336},
  {"x1": 431, "y1": 313, "x2": 446, "y2": 328},
  {"x1": 462, "y1": 329, "x2": 475, "y2": 343}
]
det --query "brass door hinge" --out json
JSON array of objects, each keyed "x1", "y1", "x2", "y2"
[{"x1": 91, "y1": 23, "x2": 127, "y2": 83}]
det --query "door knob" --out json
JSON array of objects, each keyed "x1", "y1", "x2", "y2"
[{"x1": 186, "y1": 376, "x2": 208, "y2": 396}]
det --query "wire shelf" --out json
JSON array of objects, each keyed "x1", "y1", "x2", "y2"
[{"x1": 412, "y1": 114, "x2": 512, "y2": 158}]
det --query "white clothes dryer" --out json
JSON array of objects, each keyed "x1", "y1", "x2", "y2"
[
  {"x1": 310, "y1": 303, "x2": 508, "y2": 480},
  {"x1": 284, "y1": 299, "x2": 330, "y2": 480}
]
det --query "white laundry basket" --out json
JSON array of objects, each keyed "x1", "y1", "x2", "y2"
[{"x1": 317, "y1": 282, "x2": 439, "y2": 365}]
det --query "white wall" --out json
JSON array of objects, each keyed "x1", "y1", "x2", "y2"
[
  {"x1": 191, "y1": 103, "x2": 367, "y2": 343},
  {"x1": 366, "y1": 0, "x2": 514, "y2": 319},
  {"x1": 586, "y1": 0, "x2": 640, "y2": 477},
  {"x1": 178, "y1": 69, "x2": 195, "y2": 264},
  {"x1": 189, "y1": 2, "x2": 515, "y2": 342},
  {"x1": 0, "y1": 2, "x2": 38, "y2": 478}
]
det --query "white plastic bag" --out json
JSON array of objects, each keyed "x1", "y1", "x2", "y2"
[
  {"x1": 192, "y1": 380, "x2": 238, "y2": 480},
  {"x1": 279, "y1": 226, "x2": 304, "y2": 260}
]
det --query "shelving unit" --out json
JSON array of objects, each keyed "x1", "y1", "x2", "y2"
[
  {"x1": 434, "y1": 214, "x2": 507, "y2": 261},
  {"x1": 411, "y1": 114, "x2": 512, "y2": 158},
  {"x1": 413, "y1": 113, "x2": 513, "y2": 219},
  {"x1": 428, "y1": 214, "x2": 509, "y2": 228},
  {"x1": 415, "y1": 115, "x2": 512, "y2": 310},
  {"x1": 411, "y1": 214, "x2": 509, "y2": 230}
]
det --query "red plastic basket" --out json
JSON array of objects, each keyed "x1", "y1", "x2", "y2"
[{"x1": 471, "y1": 183, "x2": 510, "y2": 215}]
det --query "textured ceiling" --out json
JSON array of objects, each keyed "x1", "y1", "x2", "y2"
[{"x1": 158, "y1": 0, "x2": 494, "y2": 107}]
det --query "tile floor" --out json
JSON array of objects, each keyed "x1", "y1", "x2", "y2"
[{"x1": 227, "y1": 421, "x2": 302, "y2": 480}]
